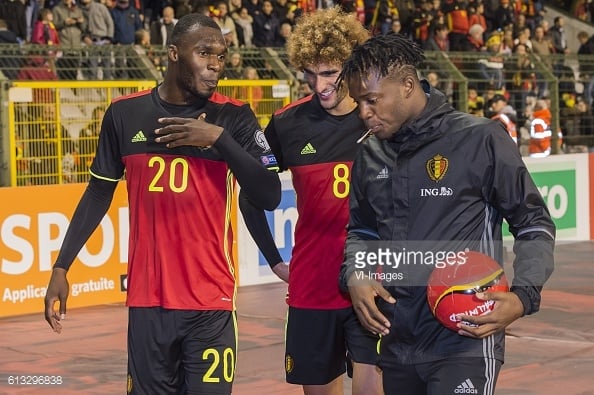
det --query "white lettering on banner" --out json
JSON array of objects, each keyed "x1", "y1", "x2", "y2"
[
  {"x1": 273, "y1": 207, "x2": 297, "y2": 248},
  {"x1": 2, "y1": 277, "x2": 115, "y2": 303},
  {"x1": 70, "y1": 277, "x2": 115, "y2": 296},
  {"x1": 539, "y1": 185, "x2": 568, "y2": 219},
  {"x1": 38, "y1": 213, "x2": 70, "y2": 271},
  {"x1": 1, "y1": 210, "x2": 129, "y2": 275},
  {"x1": 1, "y1": 214, "x2": 34, "y2": 275},
  {"x1": 79, "y1": 216, "x2": 115, "y2": 268},
  {"x1": 3, "y1": 284, "x2": 47, "y2": 303}
]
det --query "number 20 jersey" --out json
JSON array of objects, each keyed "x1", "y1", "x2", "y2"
[
  {"x1": 91, "y1": 88, "x2": 275, "y2": 311},
  {"x1": 265, "y1": 94, "x2": 364, "y2": 309}
]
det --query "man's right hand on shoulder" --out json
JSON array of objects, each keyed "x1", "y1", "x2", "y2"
[
  {"x1": 44, "y1": 268, "x2": 69, "y2": 334},
  {"x1": 347, "y1": 271, "x2": 395, "y2": 336},
  {"x1": 272, "y1": 262, "x2": 289, "y2": 283}
]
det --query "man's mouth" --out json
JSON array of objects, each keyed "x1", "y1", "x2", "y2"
[
  {"x1": 318, "y1": 89, "x2": 335, "y2": 99},
  {"x1": 203, "y1": 80, "x2": 218, "y2": 88}
]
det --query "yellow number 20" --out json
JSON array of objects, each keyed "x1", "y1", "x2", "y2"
[
  {"x1": 148, "y1": 156, "x2": 189, "y2": 193},
  {"x1": 332, "y1": 163, "x2": 350, "y2": 199},
  {"x1": 202, "y1": 347, "x2": 235, "y2": 383}
]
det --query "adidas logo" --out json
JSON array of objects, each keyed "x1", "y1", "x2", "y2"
[
  {"x1": 376, "y1": 166, "x2": 389, "y2": 179},
  {"x1": 300, "y1": 143, "x2": 316, "y2": 155},
  {"x1": 131, "y1": 131, "x2": 147, "y2": 143},
  {"x1": 454, "y1": 379, "x2": 478, "y2": 394}
]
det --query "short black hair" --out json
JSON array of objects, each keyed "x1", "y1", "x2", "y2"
[
  {"x1": 169, "y1": 14, "x2": 220, "y2": 46},
  {"x1": 338, "y1": 33, "x2": 425, "y2": 86}
]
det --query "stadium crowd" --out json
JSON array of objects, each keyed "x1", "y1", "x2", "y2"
[{"x1": 4, "y1": 0, "x2": 594, "y2": 186}]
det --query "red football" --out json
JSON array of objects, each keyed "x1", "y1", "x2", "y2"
[{"x1": 426, "y1": 251, "x2": 509, "y2": 331}]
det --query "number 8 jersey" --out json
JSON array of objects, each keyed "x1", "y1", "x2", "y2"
[
  {"x1": 265, "y1": 94, "x2": 364, "y2": 309},
  {"x1": 91, "y1": 88, "x2": 275, "y2": 311}
]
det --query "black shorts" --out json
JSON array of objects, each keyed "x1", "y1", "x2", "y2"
[
  {"x1": 127, "y1": 307, "x2": 237, "y2": 395},
  {"x1": 381, "y1": 356, "x2": 502, "y2": 395},
  {"x1": 285, "y1": 306, "x2": 379, "y2": 385}
]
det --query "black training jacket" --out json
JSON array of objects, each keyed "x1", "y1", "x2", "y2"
[{"x1": 339, "y1": 84, "x2": 555, "y2": 365}]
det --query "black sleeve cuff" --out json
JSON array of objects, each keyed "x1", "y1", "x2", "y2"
[{"x1": 510, "y1": 286, "x2": 540, "y2": 316}]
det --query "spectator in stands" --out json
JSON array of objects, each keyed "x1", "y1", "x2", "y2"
[
  {"x1": 390, "y1": 18, "x2": 402, "y2": 34},
  {"x1": 574, "y1": 0, "x2": 590, "y2": 22},
  {"x1": 425, "y1": 70, "x2": 439, "y2": 88},
  {"x1": 492, "y1": 0, "x2": 514, "y2": 31},
  {"x1": 111, "y1": 0, "x2": 142, "y2": 78},
  {"x1": 0, "y1": 0, "x2": 27, "y2": 41},
  {"x1": 259, "y1": 59, "x2": 277, "y2": 78},
  {"x1": 222, "y1": 51, "x2": 244, "y2": 79},
  {"x1": 368, "y1": 0, "x2": 396, "y2": 36},
  {"x1": 528, "y1": 99, "x2": 560, "y2": 157},
  {"x1": 229, "y1": 0, "x2": 243, "y2": 17},
  {"x1": 0, "y1": 17, "x2": 20, "y2": 79},
  {"x1": 423, "y1": 22, "x2": 449, "y2": 51},
  {"x1": 31, "y1": 8, "x2": 60, "y2": 75},
  {"x1": 468, "y1": 1, "x2": 487, "y2": 34},
  {"x1": 31, "y1": 9, "x2": 59, "y2": 46},
  {"x1": 411, "y1": 0, "x2": 433, "y2": 44},
  {"x1": 514, "y1": 26, "x2": 533, "y2": 51},
  {"x1": 577, "y1": 31, "x2": 594, "y2": 107},
  {"x1": 53, "y1": 0, "x2": 86, "y2": 80},
  {"x1": 512, "y1": 13, "x2": 528, "y2": 40},
  {"x1": 482, "y1": 0, "x2": 499, "y2": 31},
  {"x1": 213, "y1": 0, "x2": 239, "y2": 48},
  {"x1": 175, "y1": 0, "x2": 193, "y2": 19},
  {"x1": 245, "y1": 0, "x2": 263, "y2": 18},
  {"x1": 17, "y1": 55, "x2": 58, "y2": 80},
  {"x1": 240, "y1": 66, "x2": 263, "y2": 113},
  {"x1": 253, "y1": 0, "x2": 283, "y2": 47},
  {"x1": 499, "y1": 25, "x2": 514, "y2": 55},
  {"x1": 234, "y1": 7, "x2": 254, "y2": 47},
  {"x1": 77, "y1": 105, "x2": 106, "y2": 182},
  {"x1": 478, "y1": 30, "x2": 505, "y2": 90},
  {"x1": 296, "y1": 78, "x2": 312, "y2": 98},
  {"x1": 509, "y1": 42, "x2": 536, "y2": 117},
  {"x1": 0, "y1": 18, "x2": 18, "y2": 43},
  {"x1": 278, "y1": 21, "x2": 291, "y2": 46},
  {"x1": 134, "y1": 28, "x2": 150, "y2": 46},
  {"x1": 560, "y1": 95, "x2": 594, "y2": 149},
  {"x1": 445, "y1": 0, "x2": 469, "y2": 51},
  {"x1": 272, "y1": 0, "x2": 291, "y2": 24},
  {"x1": 460, "y1": 23, "x2": 485, "y2": 52},
  {"x1": 80, "y1": 0, "x2": 114, "y2": 80},
  {"x1": 548, "y1": 16, "x2": 569, "y2": 55},
  {"x1": 531, "y1": 24, "x2": 553, "y2": 98},
  {"x1": 149, "y1": 6, "x2": 177, "y2": 47},
  {"x1": 468, "y1": 84, "x2": 485, "y2": 116},
  {"x1": 488, "y1": 93, "x2": 518, "y2": 145}
]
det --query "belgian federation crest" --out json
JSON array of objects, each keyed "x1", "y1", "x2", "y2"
[{"x1": 426, "y1": 154, "x2": 449, "y2": 182}]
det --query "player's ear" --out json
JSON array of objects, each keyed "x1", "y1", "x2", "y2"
[
  {"x1": 168, "y1": 44, "x2": 178, "y2": 62},
  {"x1": 404, "y1": 75, "x2": 416, "y2": 98}
]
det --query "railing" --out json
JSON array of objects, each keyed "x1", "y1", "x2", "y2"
[
  {"x1": 1, "y1": 79, "x2": 292, "y2": 187},
  {"x1": 2, "y1": 44, "x2": 594, "y2": 187}
]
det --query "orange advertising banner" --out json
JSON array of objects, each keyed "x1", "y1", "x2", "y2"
[{"x1": 0, "y1": 182, "x2": 129, "y2": 318}]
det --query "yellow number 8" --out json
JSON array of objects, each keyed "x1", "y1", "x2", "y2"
[{"x1": 332, "y1": 163, "x2": 350, "y2": 199}]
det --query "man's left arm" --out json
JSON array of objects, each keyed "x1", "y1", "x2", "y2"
[{"x1": 459, "y1": 127, "x2": 555, "y2": 338}]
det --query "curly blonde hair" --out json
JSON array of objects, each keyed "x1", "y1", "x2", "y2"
[{"x1": 287, "y1": 7, "x2": 370, "y2": 71}]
